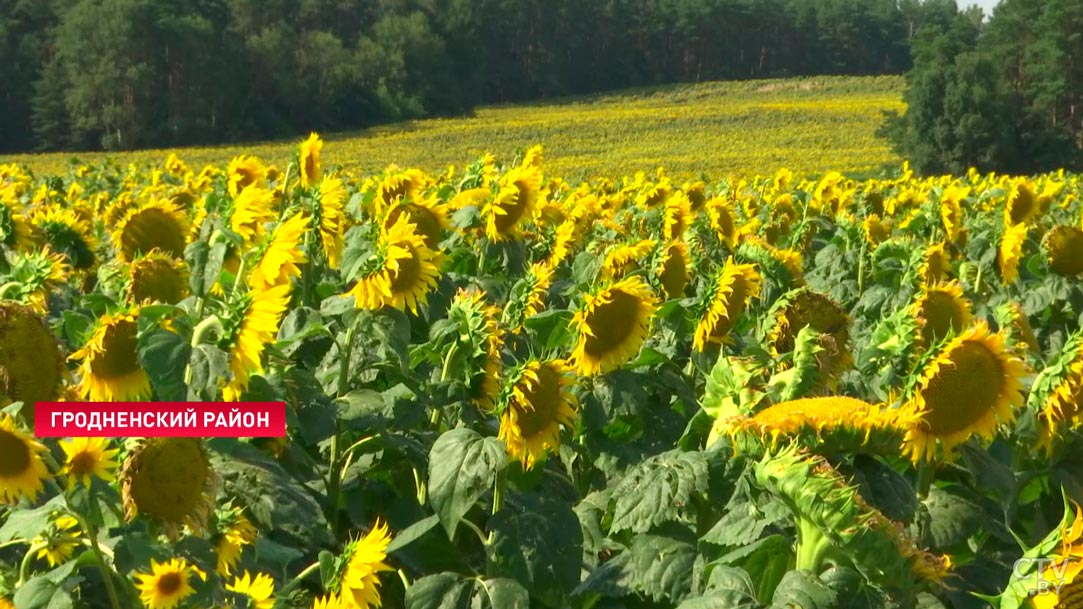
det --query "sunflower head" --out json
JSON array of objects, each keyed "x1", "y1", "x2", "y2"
[
  {"x1": 657, "y1": 239, "x2": 690, "y2": 300},
  {"x1": 383, "y1": 196, "x2": 449, "y2": 251},
  {"x1": 227, "y1": 155, "x2": 268, "y2": 198},
  {"x1": 134, "y1": 558, "x2": 197, "y2": 609},
  {"x1": 121, "y1": 437, "x2": 218, "y2": 539},
  {"x1": 662, "y1": 191, "x2": 693, "y2": 240},
  {"x1": 910, "y1": 281, "x2": 973, "y2": 348},
  {"x1": 570, "y1": 275, "x2": 660, "y2": 376},
  {"x1": 30, "y1": 205, "x2": 96, "y2": 270},
  {"x1": 314, "y1": 176, "x2": 347, "y2": 268},
  {"x1": 128, "y1": 251, "x2": 189, "y2": 305},
  {"x1": 0, "y1": 413, "x2": 50, "y2": 504},
  {"x1": 1042, "y1": 225, "x2": 1083, "y2": 277},
  {"x1": 901, "y1": 322, "x2": 1028, "y2": 463},
  {"x1": 113, "y1": 199, "x2": 189, "y2": 262},
  {"x1": 59, "y1": 437, "x2": 120, "y2": 490},
  {"x1": 226, "y1": 571, "x2": 275, "y2": 609},
  {"x1": 600, "y1": 239, "x2": 656, "y2": 281},
  {"x1": 445, "y1": 288, "x2": 505, "y2": 410},
  {"x1": 299, "y1": 132, "x2": 323, "y2": 189},
  {"x1": 33, "y1": 513, "x2": 81, "y2": 568},
  {"x1": 70, "y1": 308, "x2": 151, "y2": 402},
  {"x1": 1, "y1": 245, "x2": 68, "y2": 314},
  {"x1": 330, "y1": 520, "x2": 394, "y2": 609},
  {"x1": 0, "y1": 193, "x2": 33, "y2": 250},
  {"x1": 0, "y1": 301, "x2": 65, "y2": 419},
  {"x1": 344, "y1": 215, "x2": 442, "y2": 315},
  {"x1": 999, "y1": 221, "x2": 1029, "y2": 285},
  {"x1": 863, "y1": 214, "x2": 892, "y2": 248},
  {"x1": 766, "y1": 288, "x2": 851, "y2": 375},
  {"x1": 223, "y1": 282, "x2": 293, "y2": 401},
  {"x1": 994, "y1": 301, "x2": 1039, "y2": 356},
  {"x1": 229, "y1": 185, "x2": 277, "y2": 249},
  {"x1": 484, "y1": 165, "x2": 542, "y2": 241},
  {"x1": 247, "y1": 213, "x2": 310, "y2": 292},
  {"x1": 693, "y1": 259, "x2": 762, "y2": 352},
  {"x1": 1006, "y1": 179, "x2": 1040, "y2": 226},
  {"x1": 498, "y1": 359, "x2": 578, "y2": 470},
  {"x1": 918, "y1": 242, "x2": 952, "y2": 285},
  {"x1": 705, "y1": 198, "x2": 738, "y2": 249}
]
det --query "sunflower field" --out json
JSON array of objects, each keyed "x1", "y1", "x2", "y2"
[{"x1": 3, "y1": 135, "x2": 1083, "y2": 609}]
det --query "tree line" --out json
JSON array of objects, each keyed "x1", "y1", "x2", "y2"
[
  {"x1": 883, "y1": 0, "x2": 1083, "y2": 174},
  {"x1": 1, "y1": 0, "x2": 965, "y2": 154}
]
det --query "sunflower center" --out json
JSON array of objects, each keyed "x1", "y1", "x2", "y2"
[
  {"x1": 41, "y1": 222, "x2": 94, "y2": 270},
  {"x1": 659, "y1": 248, "x2": 687, "y2": 299},
  {"x1": 89, "y1": 319, "x2": 140, "y2": 380},
  {"x1": 495, "y1": 189, "x2": 530, "y2": 233},
  {"x1": 0, "y1": 428, "x2": 31, "y2": 477},
  {"x1": 389, "y1": 205, "x2": 441, "y2": 249},
  {"x1": 1047, "y1": 227, "x2": 1083, "y2": 276},
  {"x1": 583, "y1": 289, "x2": 642, "y2": 357},
  {"x1": 1055, "y1": 573, "x2": 1083, "y2": 609},
  {"x1": 69, "y1": 451, "x2": 98, "y2": 478},
  {"x1": 517, "y1": 365, "x2": 563, "y2": 438},
  {"x1": 156, "y1": 572, "x2": 183, "y2": 596},
  {"x1": 921, "y1": 342, "x2": 1005, "y2": 437},
  {"x1": 128, "y1": 438, "x2": 210, "y2": 524},
  {"x1": 121, "y1": 209, "x2": 186, "y2": 260},
  {"x1": 0, "y1": 304, "x2": 62, "y2": 412},
  {"x1": 132, "y1": 260, "x2": 186, "y2": 304},
  {"x1": 924, "y1": 251, "x2": 949, "y2": 282},
  {"x1": 919, "y1": 292, "x2": 968, "y2": 344},
  {"x1": 1009, "y1": 187, "x2": 1036, "y2": 225},
  {"x1": 389, "y1": 246, "x2": 422, "y2": 293}
]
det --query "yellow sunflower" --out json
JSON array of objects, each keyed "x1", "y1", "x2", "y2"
[
  {"x1": 863, "y1": 214, "x2": 892, "y2": 248},
  {"x1": 498, "y1": 359, "x2": 578, "y2": 470},
  {"x1": 0, "y1": 193, "x2": 34, "y2": 250},
  {"x1": 635, "y1": 179, "x2": 670, "y2": 208},
  {"x1": 299, "y1": 132, "x2": 323, "y2": 189},
  {"x1": 0, "y1": 302, "x2": 65, "y2": 418},
  {"x1": 600, "y1": 239, "x2": 656, "y2": 280},
  {"x1": 663, "y1": 191, "x2": 693, "y2": 240},
  {"x1": 59, "y1": 437, "x2": 120, "y2": 490},
  {"x1": 30, "y1": 205, "x2": 96, "y2": 270},
  {"x1": 1005, "y1": 179, "x2": 1040, "y2": 226},
  {"x1": 939, "y1": 185, "x2": 969, "y2": 243},
  {"x1": 33, "y1": 514, "x2": 82, "y2": 568},
  {"x1": 901, "y1": 322, "x2": 1027, "y2": 463},
  {"x1": 121, "y1": 438, "x2": 218, "y2": 539},
  {"x1": 247, "y1": 213, "x2": 309, "y2": 292},
  {"x1": 223, "y1": 282, "x2": 293, "y2": 402},
  {"x1": 999, "y1": 222, "x2": 1029, "y2": 285},
  {"x1": 227, "y1": 572, "x2": 275, "y2": 609},
  {"x1": 693, "y1": 259, "x2": 762, "y2": 352},
  {"x1": 996, "y1": 301, "x2": 1039, "y2": 355},
  {"x1": 570, "y1": 275, "x2": 660, "y2": 376},
  {"x1": 1042, "y1": 225, "x2": 1083, "y2": 277},
  {"x1": 343, "y1": 216, "x2": 442, "y2": 315},
  {"x1": 315, "y1": 176, "x2": 347, "y2": 268},
  {"x1": 523, "y1": 261, "x2": 554, "y2": 321},
  {"x1": 214, "y1": 507, "x2": 259, "y2": 577},
  {"x1": 657, "y1": 240, "x2": 690, "y2": 300},
  {"x1": 134, "y1": 558, "x2": 196, "y2": 609},
  {"x1": 383, "y1": 196, "x2": 450, "y2": 251},
  {"x1": 0, "y1": 413, "x2": 50, "y2": 503},
  {"x1": 230, "y1": 185, "x2": 277, "y2": 249},
  {"x1": 1, "y1": 244, "x2": 67, "y2": 314},
  {"x1": 918, "y1": 242, "x2": 952, "y2": 284},
  {"x1": 70, "y1": 309, "x2": 152, "y2": 402},
  {"x1": 910, "y1": 281, "x2": 973, "y2": 347},
  {"x1": 113, "y1": 200, "x2": 189, "y2": 262},
  {"x1": 373, "y1": 168, "x2": 426, "y2": 213},
  {"x1": 483, "y1": 165, "x2": 542, "y2": 241},
  {"x1": 227, "y1": 155, "x2": 268, "y2": 198},
  {"x1": 337, "y1": 520, "x2": 394, "y2": 609},
  {"x1": 128, "y1": 251, "x2": 189, "y2": 305}
]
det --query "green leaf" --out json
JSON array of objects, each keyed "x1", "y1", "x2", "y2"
[
  {"x1": 610, "y1": 450, "x2": 708, "y2": 534},
  {"x1": 819, "y1": 567, "x2": 889, "y2": 609},
  {"x1": 405, "y1": 572, "x2": 474, "y2": 609},
  {"x1": 187, "y1": 343, "x2": 229, "y2": 400},
  {"x1": 473, "y1": 578, "x2": 530, "y2": 609},
  {"x1": 769, "y1": 569, "x2": 837, "y2": 609},
  {"x1": 0, "y1": 495, "x2": 64, "y2": 541},
  {"x1": 575, "y1": 533, "x2": 697, "y2": 603},
  {"x1": 138, "y1": 328, "x2": 191, "y2": 402},
  {"x1": 319, "y1": 550, "x2": 336, "y2": 589},
  {"x1": 13, "y1": 577, "x2": 62, "y2": 609},
  {"x1": 185, "y1": 238, "x2": 226, "y2": 297},
  {"x1": 923, "y1": 487, "x2": 983, "y2": 550},
  {"x1": 714, "y1": 535, "x2": 792, "y2": 603},
  {"x1": 387, "y1": 514, "x2": 441, "y2": 554},
  {"x1": 428, "y1": 428, "x2": 507, "y2": 539}
]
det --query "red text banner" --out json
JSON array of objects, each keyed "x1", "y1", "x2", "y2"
[{"x1": 34, "y1": 402, "x2": 287, "y2": 438}]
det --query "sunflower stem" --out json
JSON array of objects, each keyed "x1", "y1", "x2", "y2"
[
  {"x1": 230, "y1": 256, "x2": 247, "y2": 299},
  {"x1": 915, "y1": 457, "x2": 935, "y2": 501},
  {"x1": 73, "y1": 512, "x2": 124, "y2": 609},
  {"x1": 794, "y1": 517, "x2": 832, "y2": 574},
  {"x1": 0, "y1": 539, "x2": 30, "y2": 550},
  {"x1": 337, "y1": 324, "x2": 356, "y2": 398},
  {"x1": 17, "y1": 541, "x2": 45, "y2": 586},
  {"x1": 0, "y1": 281, "x2": 23, "y2": 299},
  {"x1": 397, "y1": 568, "x2": 411, "y2": 591},
  {"x1": 486, "y1": 469, "x2": 507, "y2": 545},
  {"x1": 281, "y1": 559, "x2": 321, "y2": 595},
  {"x1": 326, "y1": 421, "x2": 343, "y2": 536}
]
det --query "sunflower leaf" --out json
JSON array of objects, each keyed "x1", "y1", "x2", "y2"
[
  {"x1": 428, "y1": 428, "x2": 507, "y2": 539},
  {"x1": 573, "y1": 532, "x2": 697, "y2": 603},
  {"x1": 769, "y1": 569, "x2": 837, "y2": 609},
  {"x1": 137, "y1": 327, "x2": 190, "y2": 402},
  {"x1": 609, "y1": 449, "x2": 709, "y2": 535},
  {"x1": 405, "y1": 572, "x2": 474, "y2": 609}
]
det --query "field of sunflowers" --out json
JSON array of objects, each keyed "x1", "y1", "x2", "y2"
[{"x1": 3, "y1": 133, "x2": 1083, "y2": 609}]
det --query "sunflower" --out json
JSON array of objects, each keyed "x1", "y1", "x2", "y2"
[
  {"x1": 33, "y1": 514, "x2": 82, "y2": 568},
  {"x1": 247, "y1": 213, "x2": 309, "y2": 292},
  {"x1": 663, "y1": 191, "x2": 693, "y2": 240},
  {"x1": 901, "y1": 322, "x2": 1027, "y2": 463},
  {"x1": 684, "y1": 181, "x2": 707, "y2": 211},
  {"x1": 600, "y1": 239, "x2": 656, "y2": 280},
  {"x1": 999, "y1": 221, "x2": 1029, "y2": 285},
  {"x1": 134, "y1": 558, "x2": 197, "y2": 609},
  {"x1": 705, "y1": 198, "x2": 739, "y2": 248},
  {"x1": 113, "y1": 200, "x2": 189, "y2": 262},
  {"x1": 996, "y1": 301, "x2": 1040, "y2": 355},
  {"x1": 1005, "y1": 179, "x2": 1040, "y2": 226},
  {"x1": 121, "y1": 438, "x2": 218, "y2": 539},
  {"x1": 939, "y1": 186, "x2": 969, "y2": 243},
  {"x1": 315, "y1": 176, "x2": 347, "y2": 268},
  {"x1": 298, "y1": 132, "x2": 323, "y2": 189},
  {"x1": 0, "y1": 193, "x2": 33, "y2": 250},
  {"x1": 0, "y1": 302, "x2": 64, "y2": 418},
  {"x1": 918, "y1": 242, "x2": 952, "y2": 284},
  {"x1": 445, "y1": 288, "x2": 505, "y2": 410},
  {"x1": 128, "y1": 251, "x2": 189, "y2": 305},
  {"x1": 336, "y1": 520, "x2": 394, "y2": 609},
  {"x1": 2, "y1": 245, "x2": 68, "y2": 314},
  {"x1": 635, "y1": 179, "x2": 670, "y2": 208},
  {"x1": 230, "y1": 185, "x2": 277, "y2": 249},
  {"x1": 693, "y1": 259, "x2": 762, "y2": 352},
  {"x1": 30, "y1": 205, "x2": 96, "y2": 270},
  {"x1": 227, "y1": 572, "x2": 275, "y2": 609},
  {"x1": 313, "y1": 595, "x2": 347, "y2": 609},
  {"x1": 546, "y1": 215, "x2": 580, "y2": 267},
  {"x1": 70, "y1": 309, "x2": 152, "y2": 402},
  {"x1": 223, "y1": 282, "x2": 293, "y2": 401},
  {"x1": 1042, "y1": 225, "x2": 1083, "y2": 277},
  {"x1": 910, "y1": 281, "x2": 973, "y2": 347},
  {"x1": 214, "y1": 506, "x2": 259, "y2": 576},
  {"x1": 59, "y1": 437, "x2": 120, "y2": 490},
  {"x1": 373, "y1": 168, "x2": 426, "y2": 212},
  {"x1": 570, "y1": 275, "x2": 659, "y2": 376},
  {"x1": 862, "y1": 214, "x2": 892, "y2": 248},
  {"x1": 343, "y1": 216, "x2": 442, "y2": 315},
  {"x1": 522, "y1": 261, "x2": 553, "y2": 321},
  {"x1": 498, "y1": 359, "x2": 578, "y2": 470},
  {"x1": 657, "y1": 240, "x2": 690, "y2": 300},
  {"x1": 227, "y1": 155, "x2": 268, "y2": 198},
  {"x1": 483, "y1": 165, "x2": 542, "y2": 241},
  {"x1": 383, "y1": 196, "x2": 450, "y2": 250},
  {"x1": 0, "y1": 413, "x2": 50, "y2": 503},
  {"x1": 766, "y1": 288, "x2": 851, "y2": 374}
]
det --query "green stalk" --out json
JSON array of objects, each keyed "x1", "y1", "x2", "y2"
[
  {"x1": 794, "y1": 517, "x2": 833, "y2": 573},
  {"x1": 73, "y1": 512, "x2": 123, "y2": 609},
  {"x1": 486, "y1": 469, "x2": 507, "y2": 545},
  {"x1": 0, "y1": 281, "x2": 23, "y2": 299},
  {"x1": 915, "y1": 457, "x2": 935, "y2": 501},
  {"x1": 17, "y1": 542, "x2": 45, "y2": 586},
  {"x1": 280, "y1": 560, "x2": 321, "y2": 596}
]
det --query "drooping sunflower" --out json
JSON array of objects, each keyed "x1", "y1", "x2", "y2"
[
  {"x1": 766, "y1": 288, "x2": 851, "y2": 374},
  {"x1": 247, "y1": 213, "x2": 309, "y2": 292},
  {"x1": 30, "y1": 205, "x2": 96, "y2": 270},
  {"x1": 1042, "y1": 225, "x2": 1083, "y2": 277},
  {"x1": 0, "y1": 413, "x2": 50, "y2": 503},
  {"x1": 314, "y1": 176, "x2": 347, "y2": 268},
  {"x1": 570, "y1": 275, "x2": 660, "y2": 376},
  {"x1": 901, "y1": 322, "x2": 1027, "y2": 463},
  {"x1": 1029, "y1": 330, "x2": 1083, "y2": 452},
  {"x1": 299, "y1": 132, "x2": 323, "y2": 189},
  {"x1": 662, "y1": 191, "x2": 693, "y2": 240},
  {"x1": 213, "y1": 505, "x2": 259, "y2": 577},
  {"x1": 483, "y1": 165, "x2": 542, "y2": 241},
  {"x1": 227, "y1": 155, "x2": 268, "y2": 198},
  {"x1": 994, "y1": 301, "x2": 1039, "y2": 355},
  {"x1": 998, "y1": 221, "x2": 1029, "y2": 285},
  {"x1": 918, "y1": 241, "x2": 952, "y2": 285},
  {"x1": 33, "y1": 513, "x2": 82, "y2": 568},
  {"x1": 113, "y1": 200, "x2": 189, "y2": 262},
  {"x1": 600, "y1": 239, "x2": 656, "y2": 281},
  {"x1": 223, "y1": 282, "x2": 293, "y2": 402},
  {"x1": 1005, "y1": 179, "x2": 1040, "y2": 226},
  {"x1": 134, "y1": 558, "x2": 197, "y2": 609},
  {"x1": 2, "y1": 245, "x2": 68, "y2": 314},
  {"x1": 343, "y1": 216, "x2": 442, "y2": 315},
  {"x1": 498, "y1": 359, "x2": 578, "y2": 470},
  {"x1": 0, "y1": 302, "x2": 65, "y2": 416},
  {"x1": 910, "y1": 281, "x2": 973, "y2": 347},
  {"x1": 230, "y1": 185, "x2": 278, "y2": 249},
  {"x1": 121, "y1": 438, "x2": 218, "y2": 539},
  {"x1": 59, "y1": 437, "x2": 120, "y2": 490},
  {"x1": 939, "y1": 185, "x2": 969, "y2": 243},
  {"x1": 383, "y1": 196, "x2": 450, "y2": 250},
  {"x1": 693, "y1": 259, "x2": 762, "y2": 352},
  {"x1": 335, "y1": 520, "x2": 394, "y2": 609},
  {"x1": 522, "y1": 261, "x2": 554, "y2": 321},
  {"x1": 227, "y1": 572, "x2": 275, "y2": 609},
  {"x1": 70, "y1": 309, "x2": 152, "y2": 402},
  {"x1": 128, "y1": 251, "x2": 189, "y2": 305},
  {"x1": 657, "y1": 239, "x2": 690, "y2": 300}
]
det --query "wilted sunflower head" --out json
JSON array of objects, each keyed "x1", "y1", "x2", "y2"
[
  {"x1": 657, "y1": 239, "x2": 690, "y2": 300},
  {"x1": 121, "y1": 437, "x2": 218, "y2": 539},
  {"x1": 128, "y1": 250, "x2": 189, "y2": 305},
  {"x1": 484, "y1": 165, "x2": 542, "y2": 241},
  {"x1": 570, "y1": 275, "x2": 659, "y2": 376},
  {"x1": 299, "y1": 132, "x2": 323, "y2": 189},
  {"x1": 901, "y1": 322, "x2": 1028, "y2": 463},
  {"x1": 30, "y1": 205, "x2": 96, "y2": 270},
  {"x1": 910, "y1": 281, "x2": 973, "y2": 348},
  {"x1": 498, "y1": 359, "x2": 578, "y2": 470},
  {"x1": 0, "y1": 413, "x2": 50, "y2": 504},
  {"x1": 113, "y1": 200, "x2": 189, "y2": 262},
  {"x1": 766, "y1": 288, "x2": 851, "y2": 374},
  {"x1": 70, "y1": 308, "x2": 151, "y2": 402},
  {"x1": 0, "y1": 301, "x2": 65, "y2": 419},
  {"x1": 1042, "y1": 225, "x2": 1083, "y2": 277},
  {"x1": 693, "y1": 259, "x2": 762, "y2": 352}
]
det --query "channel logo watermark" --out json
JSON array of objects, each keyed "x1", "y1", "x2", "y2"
[{"x1": 1014, "y1": 556, "x2": 1078, "y2": 597}]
